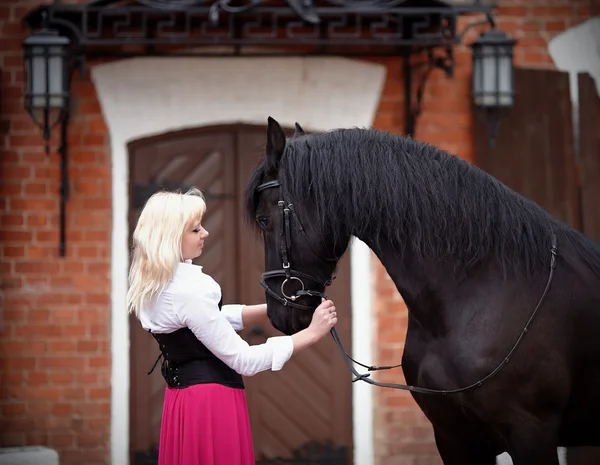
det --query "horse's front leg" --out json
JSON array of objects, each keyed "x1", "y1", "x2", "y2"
[
  {"x1": 433, "y1": 426, "x2": 498, "y2": 465},
  {"x1": 506, "y1": 417, "x2": 561, "y2": 465}
]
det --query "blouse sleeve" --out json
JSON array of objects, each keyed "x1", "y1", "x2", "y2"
[
  {"x1": 175, "y1": 289, "x2": 294, "y2": 376},
  {"x1": 221, "y1": 304, "x2": 244, "y2": 331}
]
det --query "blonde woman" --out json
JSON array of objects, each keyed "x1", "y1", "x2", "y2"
[{"x1": 127, "y1": 187, "x2": 337, "y2": 465}]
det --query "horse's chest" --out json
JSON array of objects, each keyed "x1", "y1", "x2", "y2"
[
  {"x1": 401, "y1": 330, "x2": 446, "y2": 386},
  {"x1": 402, "y1": 327, "x2": 469, "y2": 391}
]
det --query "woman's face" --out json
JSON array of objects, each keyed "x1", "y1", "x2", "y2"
[{"x1": 181, "y1": 219, "x2": 209, "y2": 261}]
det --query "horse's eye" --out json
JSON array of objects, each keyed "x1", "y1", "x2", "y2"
[{"x1": 257, "y1": 216, "x2": 269, "y2": 229}]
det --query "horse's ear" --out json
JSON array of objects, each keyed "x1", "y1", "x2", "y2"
[
  {"x1": 266, "y1": 116, "x2": 286, "y2": 174},
  {"x1": 293, "y1": 122, "x2": 305, "y2": 137}
]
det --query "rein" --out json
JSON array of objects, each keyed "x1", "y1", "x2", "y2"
[{"x1": 256, "y1": 179, "x2": 558, "y2": 395}]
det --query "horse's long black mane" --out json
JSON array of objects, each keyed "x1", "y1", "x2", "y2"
[{"x1": 245, "y1": 128, "x2": 600, "y2": 280}]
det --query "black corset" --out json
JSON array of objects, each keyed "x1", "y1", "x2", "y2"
[{"x1": 147, "y1": 299, "x2": 244, "y2": 390}]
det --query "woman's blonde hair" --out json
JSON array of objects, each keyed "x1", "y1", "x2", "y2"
[{"x1": 127, "y1": 187, "x2": 207, "y2": 318}]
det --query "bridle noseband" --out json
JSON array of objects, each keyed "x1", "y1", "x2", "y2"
[{"x1": 256, "y1": 179, "x2": 336, "y2": 311}]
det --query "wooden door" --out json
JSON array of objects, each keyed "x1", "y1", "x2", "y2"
[{"x1": 127, "y1": 125, "x2": 353, "y2": 464}]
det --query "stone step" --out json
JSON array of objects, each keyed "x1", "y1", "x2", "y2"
[{"x1": 0, "y1": 446, "x2": 59, "y2": 465}]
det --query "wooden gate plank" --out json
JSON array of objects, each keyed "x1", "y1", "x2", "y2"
[
  {"x1": 473, "y1": 67, "x2": 578, "y2": 229},
  {"x1": 577, "y1": 73, "x2": 600, "y2": 243}
]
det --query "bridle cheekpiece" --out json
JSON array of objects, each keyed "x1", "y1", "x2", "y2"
[{"x1": 256, "y1": 179, "x2": 335, "y2": 311}]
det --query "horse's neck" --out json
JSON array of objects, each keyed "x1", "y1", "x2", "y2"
[
  {"x1": 363, "y1": 237, "x2": 459, "y2": 319},
  {"x1": 365, "y1": 237, "x2": 504, "y2": 329},
  {"x1": 369, "y1": 241, "x2": 427, "y2": 306}
]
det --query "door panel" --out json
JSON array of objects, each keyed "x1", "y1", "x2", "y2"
[{"x1": 128, "y1": 126, "x2": 353, "y2": 464}]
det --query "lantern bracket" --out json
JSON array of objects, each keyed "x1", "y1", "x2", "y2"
[{"x1": 23, "y1": 17, "x2": 85, "y2": 257}]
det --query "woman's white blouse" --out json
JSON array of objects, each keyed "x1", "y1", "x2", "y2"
[{"x1": 140, "y1": 261, "x2": 294, "y2": 377}]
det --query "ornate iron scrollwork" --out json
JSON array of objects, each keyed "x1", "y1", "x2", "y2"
[{"x1": 23, "y1": 1, "x2": 495, "y2": 55}]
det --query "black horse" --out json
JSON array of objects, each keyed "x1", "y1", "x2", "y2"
[{"x1": 244, "y1": 117, "x2": 600, "y2": 465}]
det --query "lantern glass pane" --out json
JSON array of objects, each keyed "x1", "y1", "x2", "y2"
[
  {"x1": 474, "y1": 44, "x2": 513, "y2": 107},
  {"x1": 472, "y1": 48, "x2": 484, "y2": 103},
  {"x1": 29, "y1": 46, "x2": 65, "y2": 109}
]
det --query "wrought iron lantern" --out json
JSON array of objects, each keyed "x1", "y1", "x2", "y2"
[
  {"x1": 23, "y1": 28, "x2": 70, "y2": 154},
  {"x1": 471, "y1": 26, "x2": 517, "y2": 147},
  {"x1": 23, "y1": 27, "x2": 72, "y2": 257},
  {"x1": 472, "y1": 28, "x2": 516, "y2": 108}
]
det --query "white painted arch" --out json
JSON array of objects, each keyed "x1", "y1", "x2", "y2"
[{"x1": 91, "y1": 56, "x2": 387, "y2": 465}]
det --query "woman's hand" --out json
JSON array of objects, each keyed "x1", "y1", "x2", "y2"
[
  {"x1": 306, "y1": 299, "x2": 337, "y2": 340},
  {"x1": 290, "y1": 299, "x2": 337, "y2": 354}
]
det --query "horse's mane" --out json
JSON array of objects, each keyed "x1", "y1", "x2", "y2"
[{"x1": 245, "y1": 127, "x2": 600, "y2": 280}]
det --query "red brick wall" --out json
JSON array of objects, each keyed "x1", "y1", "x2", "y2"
[
  {"x1": 369, "y1": 1, "x2": 595, "y2": 464},
  {"x1": 0, "y1": 0, "x2": 596, "y2": 464},
  {"x1": 0, "y1": 2, "x2": 111, "y2": 464}
]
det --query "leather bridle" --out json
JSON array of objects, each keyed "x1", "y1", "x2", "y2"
[
  {"x1": 256, "y1": 179, "x2": 337, "y2": 311},
  {"x1": 255, "y1": 178, "x2": 559, "y2": 395}
]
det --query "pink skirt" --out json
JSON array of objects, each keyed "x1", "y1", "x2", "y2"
[{"x1": 158, "y1": 383, "x2": 255, "y2": 465}]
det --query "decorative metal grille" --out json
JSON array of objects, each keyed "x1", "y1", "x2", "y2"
[{"x1": 23, "y1": 0, "x2": 496, "y2": 56}]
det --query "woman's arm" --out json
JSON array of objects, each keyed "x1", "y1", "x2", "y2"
[
  {"x1": 220, "y1": 303, "x2": 268, "y2": 331},
  {"x1": 176, "y1": 290, "x2": 336, "y2": 377},
  {"x1": 240, "y1": 303, "x2": 268, "y2": 327},
  {"x1": 177, "y1": 292, "x2": 295, "y2": 376}
]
